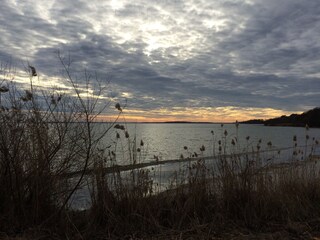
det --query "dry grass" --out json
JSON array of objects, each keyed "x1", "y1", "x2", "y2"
[{"x1": 1, "y1": 61, "x2": 320, "y2": 239}]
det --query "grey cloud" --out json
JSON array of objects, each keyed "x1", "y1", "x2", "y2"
[{"x1": 0, "y1": 0, "x2": 320, "y2": 117}]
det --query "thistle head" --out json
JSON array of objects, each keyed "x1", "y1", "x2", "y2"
[
  {"x1": 293, "y1": 135, "x2": 297, "y2": 142},
  {"x1": 29, "y1": 65, "x2": 37, "y2": 77},
  {"x1": 0, "y1": 86, "x2": 9, "y2": 93},
  {"x1": 125, "y1": 131, "x2": 129, "y2": 138},
  {"x1": 115, "y1": 103, "x2": 122, "y2": 112},
  {"x1": 200, "y1": 145, "x2": 205, "y2": 152},
  {"x1": 114, "y1": 124, "x2": 125, "y2": 130}
]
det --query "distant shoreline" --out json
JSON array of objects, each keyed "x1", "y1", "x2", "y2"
[
  {"x1": 111, "y1": 121, "x2": 232, "y2": 124},
  {"x1": 241, "y1": 107, "x2": 320, "y2": 128}
]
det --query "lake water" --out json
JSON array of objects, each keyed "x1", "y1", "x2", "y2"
[
  {"x1": 105, "y1": 123, "x2": 320, "y2": 164},
  {"x1": 72, "y1": 123, "x2": 320, "y2": 209}
]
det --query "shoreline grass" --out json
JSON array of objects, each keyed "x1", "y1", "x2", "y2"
[{"x1": 1, "y1": 63, "x2": 320, "y2": 239}]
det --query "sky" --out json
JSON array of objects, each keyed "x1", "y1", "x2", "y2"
[{"x1": 1, "y1": 0, "x2": 320, "y2": 122}]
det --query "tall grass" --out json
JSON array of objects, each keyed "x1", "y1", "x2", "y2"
[
  {"x1": 82, "y1": 123, "x2": 320, "y2": 239},
  {"x1": 0, "y1": 60, "x2": 320, "y2": 239}
]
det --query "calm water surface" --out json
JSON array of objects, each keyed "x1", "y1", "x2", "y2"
[{"x1": 102, "y1": 123, "x2": 320, "y2": 164}]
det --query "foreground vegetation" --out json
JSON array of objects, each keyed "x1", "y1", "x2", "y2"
[{"x1": 1, "y1": 62, "x2": 320, "y2": 239}]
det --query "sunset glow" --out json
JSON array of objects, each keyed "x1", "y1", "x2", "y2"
[{"x1": 97, "y1": 107, "x2": 295, "y2": 123}]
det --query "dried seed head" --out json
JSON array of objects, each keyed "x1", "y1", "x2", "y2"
[
  {"x1": 235, "y1": 120, "x2": 239, "y2": 128},
  {"x1": 231, "y1": 139, "x2": 235, "y2": 145},
  {"x1": 293, "y1": 135, "x2": 297, "y2": 142},
  {"x1": 200, "y1": 145, "x2": 205, "y2": 152},
  {"x1": 183, "y1": 146, "x2": 188, "y2": 150},
  {"x1": 125, "y1": 131, "x2": 129, "y2": 138},
  {"x1": 29, "y1": 65, "x2": 37, "y2": 76},
  {"x1": 305, "y1": 124, "x2": 309, "y2": 130},
  {"x1": 137, "y1": 148, "x2": 141, "y2": 152},
  {"x1": 115, "y1": 103, "x2": 122, "y2": 112},
  {"x1": 224, "y1": 130, "x2": 228, "y2": 136},
  {"x1": 140, "y1": 140, "x2": 144, "y2": 146},
  {"x1": 51, "y1": 95, "x2": 56, "y2": 105},
  {"x1": 221, "y1": 123, "x2": 224, "y2": 128},
  {"x1": 116, "y1": 132, "x2": 120, "y2": 139},
  {"x1": 0, "y1": 86, "x2": 9, "y2": 93},
  {"x1": 267, "y1": 141, "x2": 272, "y2": 147},
  {"x1": 114, "y1": 124, "x2": 125, "y2": 130},
  {"x1": 25, "y1": 90, "x2": 33, "y2": 100},
  {"x1": 306, "y1": 134, "x2": 309, "y2": 140},
  {"x1": 246, "y1": 136, "x2": 250, "y2": 141}
]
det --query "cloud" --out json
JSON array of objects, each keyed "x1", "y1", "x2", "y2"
[{"x1": 0, "y1": 0, "x2": 320, "y2": 121}]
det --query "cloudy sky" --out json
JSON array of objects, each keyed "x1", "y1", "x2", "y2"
[{"x1": 1, "y1": 0, "x2": 320, "y2": 122}]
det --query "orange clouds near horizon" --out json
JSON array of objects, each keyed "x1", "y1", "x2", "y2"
[{"x1": 95, "y1": 106, "x2": 298, "y2": 123}]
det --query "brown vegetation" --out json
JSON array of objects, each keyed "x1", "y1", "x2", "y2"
[{"x1": 0, "y1": 61, "x2": 320, "y2": 239}]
